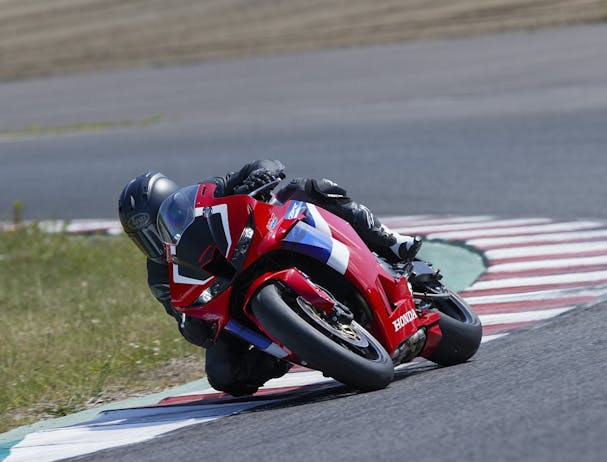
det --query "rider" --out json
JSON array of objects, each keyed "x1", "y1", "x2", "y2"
[{"x1": 118, "y1": 160, "x2": 421, "y2": 396}]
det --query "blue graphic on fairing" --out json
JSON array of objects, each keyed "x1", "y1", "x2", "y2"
[
  {"x1": 285, "y1": 201, "x2": 306, "y2": 219},
  {"x1": 281, "y1": 200, "x2": 349, "y2": 274},
  {"x1": 283, "y1": 221, "x2": 333, "y2": 263},
  {"x1": 224, "y1": 320, "x2": 288, "y2": 358},
  {"x1": 286, "y1": 201, "x2": 319, "y2": 229}
]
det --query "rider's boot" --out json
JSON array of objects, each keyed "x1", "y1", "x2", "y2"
[
  {"x1": 390, "y1": 233, "x2": 423, "y2": 262},
  {"x1": 355, "y1": 219, "x2": 421, "y2": 263}
]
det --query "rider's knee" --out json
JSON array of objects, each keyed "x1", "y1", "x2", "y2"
[{"x1": 308, "y1": 178, "x2": 348, "y2": 202}]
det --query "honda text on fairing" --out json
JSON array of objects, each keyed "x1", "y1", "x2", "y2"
[{"x1": 156, "y1": 181, "x2": 482, "y2": 390}]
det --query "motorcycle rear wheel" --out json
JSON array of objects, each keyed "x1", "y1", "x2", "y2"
[
  {"x1": 251, "y1": 282, "x2": 394, "y2": 391},
  {"x1": 425, "y1": 287, "x2": 482, "y2": 366}
]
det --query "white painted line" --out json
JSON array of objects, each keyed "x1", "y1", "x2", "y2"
[
  {"x1": 262, "y1": 370, "x2": 332, "y2": 389},
  {"x1": 384, "y1": 215, "x2": 496, "y2": 227},
  {"x1": 169, "y1": 370, "x2": 333, "y2": 399},
  {"x1": 379, "y1": 215, "x2": 435, "y2": 223},
  {"x1": 468, "y1": 228, "x2": 607, "y2": 248},
  {"x1": 481, "y1": 333, "x2": 509, "y2": 343},
  {"x1": 106, "y1": 228, "x2": 123, "y2": 236},
  {"x1": 463, "y1": 287, "x2": 607, "y2": 305},
  {"x1": 5, "y1": 401, "x2": 271, "y2": 462},
  {"x1": 64, "y1": 220, "x2": 122, "y2": 233},
  {"x1": 468, "y1": 270, "x2": 607, "y2": 291},
  {"x1": 1, "y1": 220, "x2": 123, "y2": 235},
  {"x1": 485, "y1": 240, "x2": 607, "y2": 259},
  {"x1": 396, "y1": 218, "x2": 551, "y2": 235},
  {"x1": 479, "y1": 307, "x2": 574, "y2": 326},
  {"x1": 424, "y1": 221, "x2": 603, "y2": 241},
  {"x1": 487, "y1": 255, "x2": 607, "y2": 273}
]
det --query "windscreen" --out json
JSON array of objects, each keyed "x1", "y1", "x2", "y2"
[{"x1": 157, "y1": 185, "x2": 199, "y2": 244}]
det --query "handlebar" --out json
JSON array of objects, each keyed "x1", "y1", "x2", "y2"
[{"x1": 247, "y1": 179, "x2": 282, "y2": 200}]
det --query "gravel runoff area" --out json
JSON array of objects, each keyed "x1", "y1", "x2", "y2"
[{"x1": 1, "y1": 0, "x2": 605, "y2": 81}]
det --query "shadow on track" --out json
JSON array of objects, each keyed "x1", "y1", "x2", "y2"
[{"x1": 236, "y1": 360, "x2": 441, "y2": 415}]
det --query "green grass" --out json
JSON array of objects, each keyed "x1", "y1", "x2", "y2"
[
  {"x1": 0, "y1": 226, "x2": 203, "y2": 433},
  {"x1": 0, "y1": 114, "x2": 163, "y2": 139}
]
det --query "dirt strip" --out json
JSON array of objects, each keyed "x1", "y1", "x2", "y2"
[{"x1": 1, "y1": 0, "x2": 605, "y2": 81}]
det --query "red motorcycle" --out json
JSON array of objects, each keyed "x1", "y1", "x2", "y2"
[{"x1": 157, "y1": 181, "x2": 482, "y2": 391}]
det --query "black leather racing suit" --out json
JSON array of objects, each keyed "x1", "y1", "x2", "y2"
[{"x1": 147, "y1": 159, "x2": 404, "y2": 396}]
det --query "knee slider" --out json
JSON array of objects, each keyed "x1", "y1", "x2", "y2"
[{"x1": 205, "y1": 361, "x2": 236, "y2": 391}]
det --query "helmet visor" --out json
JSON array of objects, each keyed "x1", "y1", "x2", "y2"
[{"x1": 157, "y1": 185, "x2": 199, "y2": 244}]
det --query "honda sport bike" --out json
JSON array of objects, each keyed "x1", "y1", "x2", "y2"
[{"x1": 157, "y1": 182, "x2": 482, "y2": 391}]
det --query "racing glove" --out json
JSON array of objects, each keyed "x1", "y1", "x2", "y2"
[{"x1": 234, "y1": 168, "x2": 285, "y2": 198}]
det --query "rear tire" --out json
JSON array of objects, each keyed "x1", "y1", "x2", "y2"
[
  {"x1": 425, "y1": 289, "x2": 482, "y2": 366},
  {"x1": 251, "y1": 283, "x2": 394, "y2": 391}
]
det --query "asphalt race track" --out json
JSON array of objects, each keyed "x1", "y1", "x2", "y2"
[
  {"x1": 69, "y1": 303, "x2": 606, "y2": 462},
  {"x1": 1, "y1": 25, "x2": 606, "y2": 461},
  {"x1": 1, "y1": 25, "x2": 607, "y2": 222}
]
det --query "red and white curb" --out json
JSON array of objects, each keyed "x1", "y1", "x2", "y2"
[
  {"x1": 384, "y1": 215, "x2": 607, "y2": 340},
  {"x1": 3, "y1": 215, "x2": 607, "y2": 462},
  {"x1": 0, "y1": 219, "x2": 123, "y2": 235}
]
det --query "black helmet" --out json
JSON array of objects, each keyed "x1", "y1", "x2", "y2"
[{"x1": 118, "y1": 172, "x2": 179, "y2": 263}]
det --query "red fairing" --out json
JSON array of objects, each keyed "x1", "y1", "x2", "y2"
[
  {"x1": 315, "y1": 207, "x2": 437, "y2": 354},
  {"x1": 420, "y1": 322, "x2": 443, "y2": 357},
  {"x1": 242, "y1": 268, "x2": 336, "y2": 317},
  {"x1": 167, "y1": 184, "x2": 260, "y2": 308}
]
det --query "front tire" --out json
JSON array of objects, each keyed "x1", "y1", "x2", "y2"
[{"x1": 251, "y1": 283, "x2": 394, "y2": 391}]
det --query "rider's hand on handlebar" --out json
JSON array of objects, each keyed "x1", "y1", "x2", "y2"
[{"x1": 234, "y1": 168, "x2": 284, "y2": 196}]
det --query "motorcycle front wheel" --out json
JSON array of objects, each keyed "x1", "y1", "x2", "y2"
[{"x1": 251, "y1": 282, "x2": 394, "y2": 391}]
